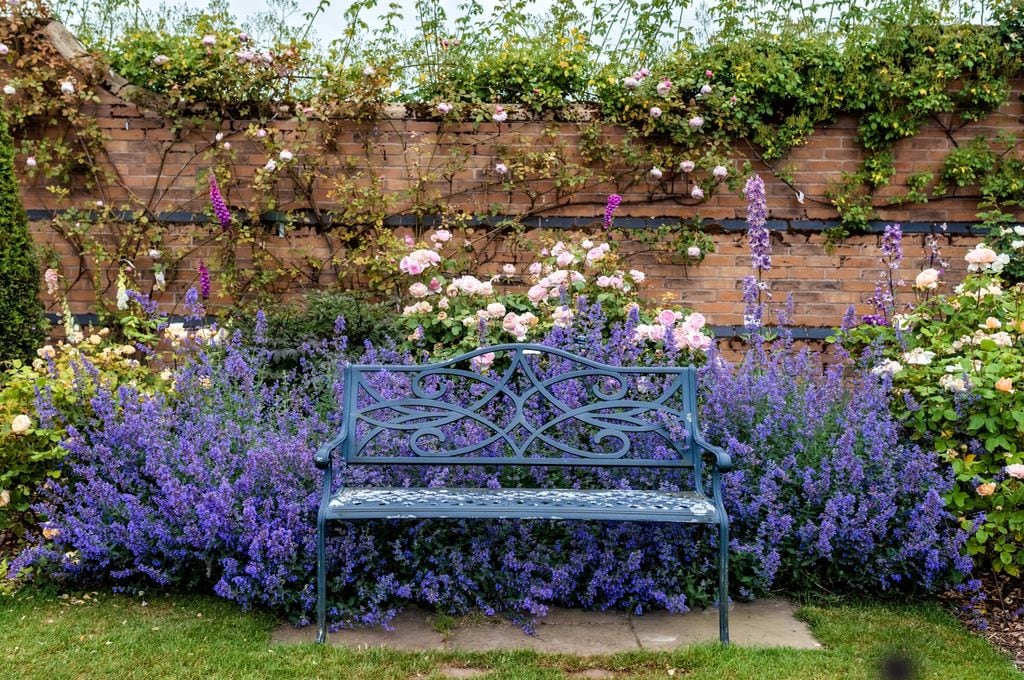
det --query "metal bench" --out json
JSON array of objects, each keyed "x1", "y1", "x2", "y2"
[{"x1": 314, "y1": 343, "x2": 732, "y2": 644}]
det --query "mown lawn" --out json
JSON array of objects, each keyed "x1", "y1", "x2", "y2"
[{"x1": 0, "y1": 591, "x2": 1018, "y2": 679}]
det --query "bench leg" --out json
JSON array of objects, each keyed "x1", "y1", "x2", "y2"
[
  {"x1": 316, "y1": 515, "x2": 327, "y2": 644},
  {"x1": 718, "y1": 521, "x2": 729, "y2": 645}
]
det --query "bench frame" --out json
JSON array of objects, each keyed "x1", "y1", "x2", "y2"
[{"x1": 314, "y1": 344, "x2": 732, "y2": 645}]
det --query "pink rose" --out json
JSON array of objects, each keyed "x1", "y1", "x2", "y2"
[{"x1": 657, "y1": 309, "x2": 678, "y2": 326}]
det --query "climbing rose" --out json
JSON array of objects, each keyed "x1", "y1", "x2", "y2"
[
  {"x1": 492, "y1": 106, "x2": 508, "y2": 123},
  {"x1": 689, "y1": 116, "x2": 704, "y2": 128},
  {"x1": 679, "y1": 160, "x2": 695, "y2": 173},
  {"x1": 279, "y1": 149, "x2": 293, "y2": 162},
  {"x1": 977, "y1": 483, "x2": 997, "y2": 496},
  {"x1": 202, "y1": 35, "x2": 216, "y2": 46},
  {"x1": 152, "y1": 54, "x2": 170, "y2": 66},
  {"x1": 691, "y1": 186, "x2": 704, "y2": 200},
  {"x1": 649, "y1": 106, "x2": 662, "y2": 118},
  {"x1": 650, "y1": 167, "x2": 663, "y2": 179},
  {"x1": 437, "y1": 102, "x2": 452, "y2": 115},
  {"x1": 687, "y1": 246, "x2": 701, "y2": 258},
  {"x1": 622, "y1": 76, "x2": 639, "y2": 89},
  {"x1": 656, "y1": 79, "x2": 671, "y2": 95},
  {"x1": 712, "y1": 165, "x2": 728, "y2": 180},
  {"x1": 495, "y1": 163, "x2": 508, "y2": 175}
]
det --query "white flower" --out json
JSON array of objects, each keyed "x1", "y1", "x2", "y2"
[
  {"x1": 263, "y1": 159, "x2": 277, "y2": 172},
  {"x1": 871, "y1": 359, "x2": 903, "y2": 376},
  {"x1": 1011, "y1": 240, "x2": 1024, "y2": 250},
  {"x1": 25, "y1": 156, "x2": 36, "y2": 168},
  {"x1": 712, "y1": 165, "x2": 728, "y2": 180},
  {"x1": 940, "y1": 374, "x2": 968, "y2": 393},
  {"x1": 691, "y1": 186, "x2": 704, "y2": 200},
  {"x1": 502, "y1": 264, "x2": 515, "y2": 276},
  {"x1": 152, "y1": 54, "x2": 170, "y2": 66},
  {"x1": 408, "y1": 282, "x2": 430, "y2": 298},
  {"x1": 495, "y1": 163, "x2": 508, "y2": 175},
  {"x1": 0, "y1": 489, "x2": 9, "y2": 507},
  {"x1": 437, "y1": 102, "x2": 452, "y2": 115},
  {"x1": 215, "y1": 132, "x2": 224, "y2": 142},
  {"x1": 622, "y1": 76, "x2": 639, "y2": 89},
  {"x1": 914, "y1": 268, "x2": 940, "y2": 289},
  {"x1": 649, "y1": 166, "x2": 663, "y2": 179},
  {"x1": 965, "y1": 244, "x2": 998, "y2": 272},
  {"x1": 687, "y1": 246, "x2": 702, "y2": 258},
  {"x1": 59, "y1": 80, "x2": 75, "y2": 95},
  {"x1": 486, "y1": 302, "x2": 506, "y2": 319},
  {"x1": 11, "y1": 415, "x2": 31, "y2": 434},
  {"x1": 649, "y1": 106, "x2": 662, "y2": 118},
  {"x1": 1015, "y1": 225, "x2": 1024, "y2": 236},
  {"x1": 992, "y1": 253, "x2": 1011, "y2": 274},
  {"x1": 3, "y1": 84, "x2": 15, "y2": 95},
  {"x1": 689, "y1": 116, "x2": 704, "y2": 128},
  {"x1": 492, "y1": 105, "x2": 508, "y2": 123},
  {"x1": 202, "y1": 35, "x2": 216, "y2": 46},
  {"x1": 656, "y1": 79, "x2": 671, "y2": 96},
  {"x1": 629, "y1": 269, "x2": 646, "y2": 283},
  {"x1": 363, "y1": 65, "x2": 376, "y2": 76},
  {"x1": 901, "y1": 348, "x2": 936, "y2": 365},
  {"x1": 154, "y1": 270, "x2": 166, "y2": 290},
  {"x1": 0, "y1": 44, "x2": 9, "y2": 56},
  {"x1": 279, "y1": 149, "x2": 293, "y2": 162},
  {"x1": 679, "y1": 160, "x2": 695, "y2": 173},
  {"x1": 700, "y1": 84, "x2": 712, "y2": 95},
  {"x1": 552, "y1": 306, "x2": 574, "y2": 328}
]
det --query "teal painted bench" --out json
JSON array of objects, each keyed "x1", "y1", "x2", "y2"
[{"x1": 314, "y1": 344, "x2": 732, "y2": 644}]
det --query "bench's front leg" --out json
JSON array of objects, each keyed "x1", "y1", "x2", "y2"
[
  {"x1": 718, "y1": 518, "x2": 729, "y2": 645},
  {"x1": 316, "y1": 511, "x2": 328, "y2": 644},
  {"x1": 316, "y1": 462, "x2": 335, "y2": 645}
]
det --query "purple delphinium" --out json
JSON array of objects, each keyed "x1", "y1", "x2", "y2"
[
  {"x1": 198, "y1": 261, "x2": 211, "y2": 300},
  {"x1": 209, "y1": 174, "x2": 232, "y2": 231},
  {"x1": 864, "y1": 224, "x2": 903, "y2": 325},
  {"x1": 603, "y1": 194, "x2": 622, "y2": 230},
  {"x1": 744, "y1": 175, "x2": 770, "y2": 272}
]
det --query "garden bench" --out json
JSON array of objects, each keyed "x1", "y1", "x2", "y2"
[{"x1": 314, "y1": 344, "x2": 732, "y2": 644}]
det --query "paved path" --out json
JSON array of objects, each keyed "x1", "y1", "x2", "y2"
[{"x1": 272, "y1": 599, "x2": 821, "y2": 654}]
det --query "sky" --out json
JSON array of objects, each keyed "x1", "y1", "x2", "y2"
[{"x1": 138, "y1": 0, "x2": 511, "y2": 46}]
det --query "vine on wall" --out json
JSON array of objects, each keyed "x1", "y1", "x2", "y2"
[{"x1": 1, "y1": 0, "x2": 1023, "y2": 318}]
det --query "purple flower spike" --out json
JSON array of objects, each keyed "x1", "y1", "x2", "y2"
[
  {"x1": 603, "y1": 194, "x2": 622, "y2": 230},
  {"x1": 744, "y1": 175, "x2": 770, "y2": 272},
  {"x1": 209, "y1": 174, "x2": 232, "y2": 231},
  {"x1": 199, "y1": 261, "x2": 211, "y2": 300}
]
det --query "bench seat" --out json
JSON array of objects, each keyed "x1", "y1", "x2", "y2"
[{"x1": 326, "y1": 487, "x2": 719, "y2": 522}]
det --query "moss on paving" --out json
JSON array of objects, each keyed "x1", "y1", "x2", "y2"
[{"x1": 0, "y1": 592, "x2": 1018, "y2": 679}]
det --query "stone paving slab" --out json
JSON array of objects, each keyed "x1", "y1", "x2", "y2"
[{"x1": 272, "y1": 598, "x2": 821, "y2": 654}]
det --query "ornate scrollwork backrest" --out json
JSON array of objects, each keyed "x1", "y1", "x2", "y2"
[{"x1": 341, "y1": 344, "x2": 699, "y2": 472}]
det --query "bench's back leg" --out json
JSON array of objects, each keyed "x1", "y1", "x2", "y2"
[
  {"x1": 316, "y1": 515, "x2": 328, "y2": 644},
  {"x1": 719, "y1": 520, "x2": 729, "y2": 645}
]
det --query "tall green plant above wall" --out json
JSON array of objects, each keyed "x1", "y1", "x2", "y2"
[{"x1": 0, "y1": 105, "x2": 46, "y2": 362}]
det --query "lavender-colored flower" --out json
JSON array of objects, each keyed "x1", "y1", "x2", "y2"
[
  {"x1": 209, "y1": 174, "x2": 231, "y2": 231},
  {"x1": 603, "y1": 194, "x2": 622, "y2": 230},
  {"x1": 744, "y1": 174, "x2": 770, "y2": 272},
  {"x1": 198, "y1": 261, "x2": 210, "y2": 300},
  {"x1": 10, "y1": 299, "x2": 966, "y2": 632}
]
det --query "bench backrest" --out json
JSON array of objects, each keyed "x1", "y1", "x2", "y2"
[{"x1": 341, "y1": 344, "x2": 704, "y2": 479}]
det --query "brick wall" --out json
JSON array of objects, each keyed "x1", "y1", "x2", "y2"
[{"x1": 16, "y1": 53, "x2": 1024, "y2": 327}]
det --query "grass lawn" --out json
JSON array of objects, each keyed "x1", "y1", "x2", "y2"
[{"x1": 0, "y1": 591, "x2": 1019, "y2": 679}]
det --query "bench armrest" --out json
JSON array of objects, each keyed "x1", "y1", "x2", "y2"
[
  {"x1": 314, "y1": 428, "x2": 347, "y2": 470},
  {"x1": 693, "y1": 432, "x2": 732, "y2": 473}
]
